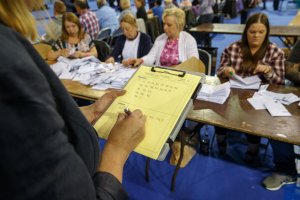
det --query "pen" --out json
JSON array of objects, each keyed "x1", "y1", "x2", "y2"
[{"x1": 124, "y1": 107, "x2": 131, "y2": 116}]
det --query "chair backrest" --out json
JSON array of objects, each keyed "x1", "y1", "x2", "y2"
[
  {"x1": 109, "y1": 28, "x2": 124, "y2": 47},
  {"x1": 174, "y1": 57, "x2": 205, "y2": 73},
  {"x1": 96, "y1": 27, "x2": 112, "y2": 42},
  {"x1": 198, "y1": 48, "x2": 212, "y2": 75},
  {"x1": 146, "y1": 16, "x2": 161, "y2": 42},
  {"x1": 33, "y1": 43, "x2": 52, "y2": 60},
  {"x1": 136, "y1": 18, "x2": 147, "y2": 33},
  {"x1": 185, "y1": 9, "x2": 196, "y2": 30},
  {"x1": 93, "y1": 40, "x2": 112, "y2": 61}
]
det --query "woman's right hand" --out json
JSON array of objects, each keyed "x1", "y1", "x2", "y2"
[
  {"x1": 107, "y1": 109, "x2": 146, "y2": 154},
  {"x1": 60, "y1": 49, "x2": 70, "y2": 57},
  {"x1": 223, "y1": 66, "x2": 236, "y2": 79},
  {"x1": 98, "y1": 110, "x2": 145, "y2": 182},
  {"x1": 105, "y1": 57, "x2": 115, "y2": 64},
  {"x1": 132, "y1": 58, "x2": 143, "y2": 67}
]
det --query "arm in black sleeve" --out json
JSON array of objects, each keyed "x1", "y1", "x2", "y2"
[
  {"x1": 111, "y1": 36, "x2": 126, "y2": 61},
  {"x1": 138, "y1": 33, "x2": 153, "y2": 58}
]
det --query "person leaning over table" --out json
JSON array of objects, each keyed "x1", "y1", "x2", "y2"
[
  {"x1": 130, "y1": 7, "x2": 199, "y2": 67},
  {"x1": 0, "y1": 0, "x2": 146, "y2": 199},
  {"x1": 216, "y1": 13, "x2": 285, "y2": 165},
  {"x1": 261, "y1": 40, "x2": 300, "y2": 191},
  {"x1": 105, "y1": 14, "x2": 152, "y2": 65},
  {"x1": 47, "y1": 12, "x2": 98, "y2": 61}
]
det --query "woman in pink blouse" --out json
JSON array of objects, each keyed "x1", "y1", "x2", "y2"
[
  {"x1": 130, "y1": 7, "x2": 199, "y2": 67},
  {"x1": 216, "y1": 13, "x2": 285, "y2": 165}
]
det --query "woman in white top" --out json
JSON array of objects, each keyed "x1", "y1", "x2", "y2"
[
  {"x1": 105, "y1": 14, "x2": 152, "y2": 65},
  {"x1": 131, "y1": 7, "x2": 198, "y2": 67}
]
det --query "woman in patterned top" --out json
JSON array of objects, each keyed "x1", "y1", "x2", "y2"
[
  {"x1": 47, "y1": 12, "x2": 97, "y2": 61},
  {"x1": 130, "y1": 7, "x2": 198, "y2": 67},
  {"x1": 216, "y1": 13, "x2": 285, "y2": 165}
]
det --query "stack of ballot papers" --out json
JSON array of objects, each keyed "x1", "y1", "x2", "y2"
[
  {"x1": 50, "y1": 56, "x2": 137, "y2": 90},
  {"x1": 247, "y1": 86, "x2": 300, "y2": 116},
  {"x1": 196, "y1": 82, "x2": 231, "y2": 104},
  {"x1": 230, "y1": 74, "x2": 261, "y2": 89}
]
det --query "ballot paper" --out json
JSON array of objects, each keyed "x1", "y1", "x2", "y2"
[
  {"x1": 230, "y1": 75, "x2": 261, "y2": 89},
  {"x1": 255, "y1": 90, "x2": 300, "y2": 105},
  {"x1": 196, "y1": 82, "x2": 231, "y2": 104},
  {"x1": 51, "y1": 57, "x2": 137, "y2": 90},
  {"x1": 264, "y1": 101, "x2": 292, "y2": 117}
]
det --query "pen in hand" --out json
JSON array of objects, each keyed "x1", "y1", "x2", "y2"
[{"x1": 124, "y1": 107, "x2": 131, "y2": 116}]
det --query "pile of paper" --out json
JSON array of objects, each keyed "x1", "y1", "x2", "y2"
[
  {"x1": 230, "y1": 74, "x2": 261, "y2": 89},
  {"x1": 50, "y1": 56, "x2": 137, "y2": 90},
  {"x1": 196, "y1": 82, "x2": 231, "y2": 104},
  {"x1": 247, "y1": 85, "x2": 300, "y2": 116}
]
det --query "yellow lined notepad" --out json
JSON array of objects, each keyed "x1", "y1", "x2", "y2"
[{"x1": 94, "y1": 66, "x2": 202, "y2": 159}]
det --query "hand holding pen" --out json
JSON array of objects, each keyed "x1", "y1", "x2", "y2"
[
  {"x1": 124, "y1": 107, "x2": 132, "y2": 116},
  {"x1": 224, "y1": 66, "x2": 236, "y2": 79}
]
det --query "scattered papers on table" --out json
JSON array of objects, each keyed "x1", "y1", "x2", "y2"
[
  {"x1": 230, "y1": 75, "x2": 261, "y2": 89},
  {"x1": 50, "y1": 56, "x2": 137, "y2": 90},
  {"x1": 197, "y1": 82, "x2": 231, "y2": 104},
  {"x1": 264, "y1": 101, "x2": 292, "y2": 117},
  {"x1": 247, "y1": 89, "x2": 300, "y2": 117}
]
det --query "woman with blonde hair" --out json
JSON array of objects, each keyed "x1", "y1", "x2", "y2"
[
  {"x1": 47, "y1": 12, "x2": 97, "y2": 60},
  {"x1": 0, "y1": 0, "x2": 145, "y2": 199},
  {"x1": 105, "y1": 14, "x2": 152, "y2": 65},
  {"x1": 131, "y1": 8, "x2": 198, "y2": 67}
]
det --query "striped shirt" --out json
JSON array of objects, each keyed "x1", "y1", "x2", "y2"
[{"x1": 217, "y1": 41, "x2": 285, "y2": 84}]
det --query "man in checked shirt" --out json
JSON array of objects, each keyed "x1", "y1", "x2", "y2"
[{"x1": 75, "y1": 0, "x2": 100, "y2": 40}]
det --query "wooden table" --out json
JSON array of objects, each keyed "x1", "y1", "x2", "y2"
[
  {"x1": 190, "y1": 23, "x2": 300, "y2": 48},
  {"x1": 62, "y1": 80, "x2": 105, "y2": 101},
  {"x1": 61, "y1": 78, "x2": 300, "y2": 145},
  {"x1": 188, "y1": 84, "x2": 300, "y2": 145}
]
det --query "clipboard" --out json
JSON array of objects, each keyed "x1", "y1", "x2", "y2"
[{"x1": 94, "y1": 65, "x2": 205, "y2": 160}]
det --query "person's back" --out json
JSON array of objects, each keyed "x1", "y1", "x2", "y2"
[
  {"x1": 152, "y1": 0, "x2": 164, "y2": 21},
  {"x1": 96, "y1": 0, "x2": 119, "y2": 32}
]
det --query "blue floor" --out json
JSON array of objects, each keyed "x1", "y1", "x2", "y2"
[{"x1": 37, "y1": 1, "x2": 300, "y2": 199}]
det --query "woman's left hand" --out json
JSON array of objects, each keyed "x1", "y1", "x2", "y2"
[
  {"x1": 80, "y1": 90, "x2": 126, "y2": 124},
  {"x1": 253, "y1": 64, "x2": 272, "y2": 75},
  {"x1": 73, "y1": 51, "x2": 83, "y2": 58}
]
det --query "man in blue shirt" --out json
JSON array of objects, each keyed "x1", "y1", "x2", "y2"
[
  {"x1": 96, "y1": 0, "x2": 119, "y2": 32},
  {"x1": 152, "y1": 0, "x2": 164, "y2": 21}
]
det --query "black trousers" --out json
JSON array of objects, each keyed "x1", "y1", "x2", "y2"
[{"x1": 270, "y1": 140, "x2": 297, "y2": 175}]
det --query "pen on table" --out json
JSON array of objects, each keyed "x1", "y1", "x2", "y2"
[{"x1": 124, "y1": 107, "x2": 131, "y2": 116}]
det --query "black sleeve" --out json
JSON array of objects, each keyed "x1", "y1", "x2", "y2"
[
  {"x1": 287, "y1": 40, "x2": 300, "y2": 63},
  {"x1": 0, "y1": 24, "x2": 127, "y2": 200},
  {"x1": 111, "y1": 36, "x2": 125, "y2": 61},
  {"x1": 138, "y1": 33, "x2": 153, "y2": 58},
  {"x1": 93, "y1": 172, "x2": 128, "y2": 200}
]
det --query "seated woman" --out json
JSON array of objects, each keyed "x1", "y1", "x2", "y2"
[
  {"x1": 216, "y1": 13, "x2": 285, "y2": 165},
  {"x1": 132, "y1": 7, "x2": 198, "y2": 67},
  {"x1": 105, "y1": 14, "x2": 152, "y2": 65},
  {"x1": 47, "y1": 12, "x2": 97, "y2": 61}
]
